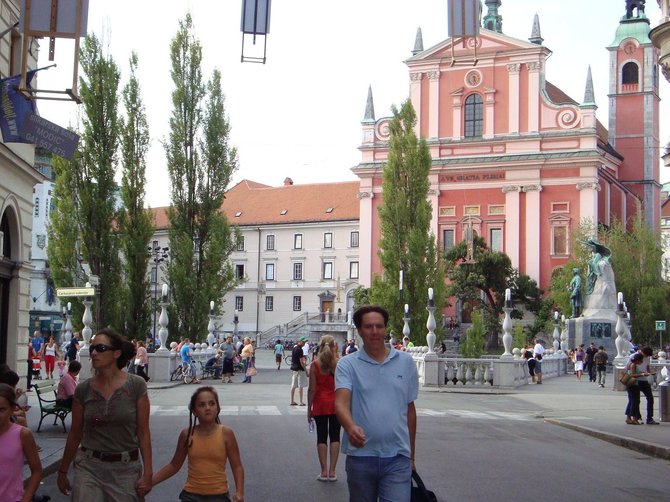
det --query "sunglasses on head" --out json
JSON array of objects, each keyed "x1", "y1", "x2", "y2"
[{"x1": 90, "y1": 343, "x2": 114, "y2": 353}]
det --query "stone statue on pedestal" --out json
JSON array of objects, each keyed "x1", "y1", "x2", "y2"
[
  {"x1": 625, "y1": 0, "x2": 645, "y2": 19},
  {"x1": 582, "y1": 238, "x2": 617, "y2": 315},
  {"x1": 568, "y1": 268, "x2": 582, "y2": 318}
]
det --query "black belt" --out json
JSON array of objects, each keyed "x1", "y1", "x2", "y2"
[{"x1": 81, "y1": 447, "x2": 139, "y2": 462}]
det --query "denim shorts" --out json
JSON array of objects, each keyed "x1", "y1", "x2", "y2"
[{"x1": 345, "y1": 454, "x2": 411, "y2": 502}]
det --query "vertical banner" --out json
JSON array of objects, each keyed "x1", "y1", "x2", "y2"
[
  {"x1": 0, "y1": 70, "x2": 37, "y2": 143},
  {"x1": 448, "y1": 0, "x2": 482, "y2": 38}
]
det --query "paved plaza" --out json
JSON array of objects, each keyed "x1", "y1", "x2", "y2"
[{"x1": 24, "y1": 350, "x2": 669, "y2": 501}]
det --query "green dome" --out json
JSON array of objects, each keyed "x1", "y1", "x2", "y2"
[{"x1": 609, "y1": 16, "x2": 651, "y2": 47}]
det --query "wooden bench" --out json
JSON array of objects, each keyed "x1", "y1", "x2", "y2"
[
  {"x1": 199, "y1": 360, "x2": 222, "y2": 379},
  {"x1": 33, "y1": 379, "x2": 70, "y2": 432}
]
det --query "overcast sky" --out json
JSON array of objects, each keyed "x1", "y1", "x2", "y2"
[{"x1": 35, "y1": 0, "x2": 670, "y2": 208}]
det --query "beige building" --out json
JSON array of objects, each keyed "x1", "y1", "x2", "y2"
[
  {"x1": 0, "y1": 1, "x2": 43, "y2": 368},
  {"x1": 151, "y1": 179, "x2": 360, "y2": 339}
]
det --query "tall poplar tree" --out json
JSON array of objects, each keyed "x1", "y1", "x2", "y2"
[
  {"x1": 369, "y1": 99, "x2": 446, "y2": 344},
  {"x1": 165, "y1": 14, "x2": 238, "y2": 341},
  {"x1": 118, "y1": 53, "x2": 153, "y2": 341},
  {"x1": 48, "y1": 34, "x2": 123, "y2": 329}
]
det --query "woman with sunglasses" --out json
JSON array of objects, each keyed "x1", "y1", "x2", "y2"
[{"x1": 57, "y1": 328, "x2": 153, "y2": 500}]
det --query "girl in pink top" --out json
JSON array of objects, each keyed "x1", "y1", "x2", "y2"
[{"x1": 0, "y1": 383, "x2": 42, "y2": 502}]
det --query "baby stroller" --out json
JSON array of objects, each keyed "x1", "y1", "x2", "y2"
[{"x1": 32, "y1": 355, "x2": 42, "y2": 380}]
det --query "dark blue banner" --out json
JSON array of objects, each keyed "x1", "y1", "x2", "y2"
[{"x1": 0, "y1": 70, "x2": 37, "y2": 143}]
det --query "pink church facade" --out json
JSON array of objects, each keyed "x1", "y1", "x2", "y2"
[{"x1": 354, "y1": 3, "x2": 660, "y2": 300}]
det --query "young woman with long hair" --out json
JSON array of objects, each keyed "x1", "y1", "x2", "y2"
[{"x1": 307, "y1": 334, "x2": 341, "y2": 481}]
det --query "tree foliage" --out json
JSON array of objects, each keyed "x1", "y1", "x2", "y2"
[
  {"x1": 461, "y1": 309, "x2": 485, "y2": 358},
  {"x1": 367, "y1": 99, "x2": 446, "y2": 344},
  {"x1": 165, "y1": 14, "x2": 239, "y2": 342},
  {"x1": 48, "y1": 34, "x2": 123, "y2": 330},
  {"x1": 444, "y1": 237, "x2": 547, "y2": 348},
  {"x1": 118, "y1": 52, "x2": 153, "y2": 341}
]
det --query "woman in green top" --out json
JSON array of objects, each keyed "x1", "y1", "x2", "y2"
[{"x1": 57, "y1": 328, "x2": 153, "y2": 500}]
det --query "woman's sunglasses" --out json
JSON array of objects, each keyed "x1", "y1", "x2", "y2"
[{"x1": 90, "y1": 343, "x2": 114, "y2": 353}]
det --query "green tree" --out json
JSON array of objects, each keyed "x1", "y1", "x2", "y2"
[
  {"x1": 461, "y1": 309, "x2": 485, "y2": 358},
  {"x1": 368, "y1": 99, "x2": 446, "y2": 344},
  {"x1": 165, "y1": 15, "x2": 239, "y2": 342},
  {"x1": 48, "y1": 34, "x2": 123, "y2": 330},
  {"x1": 118, "y1": 52, "x2": 153, "y2": 341},
  {"x1": 444, "y1": 237, "x2": 546, "y2": 349}
]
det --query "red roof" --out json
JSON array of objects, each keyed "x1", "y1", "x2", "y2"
[{"x1": 150, "y1": 179, "x2": 360, "y2": 228}]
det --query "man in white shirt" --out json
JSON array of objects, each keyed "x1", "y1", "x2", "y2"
[{"x1": 533, "y1": 339, "x2": 545, "y2": 358}]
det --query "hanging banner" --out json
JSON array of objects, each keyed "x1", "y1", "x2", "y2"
[
  {"x1": 0, "y1": 70, "x2": 37, "y2": 143},
  {"x1": 19, "y1": 113, "x2": 79, "y2": 160}
]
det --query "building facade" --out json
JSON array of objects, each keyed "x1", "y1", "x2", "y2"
[
  {"x1": 355, "y1": 2, "x2": 659, "y2": 303},
  {"x1": 151, "y1": 179, "x2": 360, "y2": 338}
]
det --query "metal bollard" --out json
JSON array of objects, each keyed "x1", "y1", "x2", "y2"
[{"x1": 660, "y1": 380, "x2": 670, "y2": 422}]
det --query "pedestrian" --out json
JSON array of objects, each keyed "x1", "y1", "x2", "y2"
[
  {"x1": 335, "y1": 305, "x2": 419, "y2": 500},
  {"x1": 274, "y1": 339, "x2": 285, "y2": 370},
  {"x1": 0, "y1": 370, "x2": 29, "y2": 427},
  {"x1": 524, "y1": 350, "x2": 537, "y2": 383},
  {"x1": 573, "y1": 345, "x2": 585, "y2": 381},
  {"x1": 180, "y1": 338, "x2": 202, "y2": 385},
  {"x1": 532, "y1": 338, "x2": 545, "y2": 359},
  {"x1": 585, "y1": 342, "x2": 598, "y2": 382},
  {"x1": 66, "y1": 332, "x2": 80, "y2": 363},
  {"x1": 290, "y1": 337, "x2": 308, "y2": 405},
  {"x1": 152, "y1": 386, "x2": 244, "y2": 501},
  {"x1": 0, "y1": 383, "x2": 42, "y2": 502},
  {"x1": 31, "y1": 331, "x2": 44, "y2": 356},
  {"x1": 134, "y1": 341, "x2": 150, "y2": 382},
  {"x1": 40, "y1": 336, "x2": 60, "y2": 379},
  {"x1": 345, "y1": 339, "x2": 358, "y2": 355},
  {"x1": 634, "y1": 347, "x2": 659, "y2": 424},
  {"x1": 624, "y1": 352, "x2": 650, "y2": 425},
  {"x1": 219, "y1": 336, "x2": 236, "y2": 383},
  {"x1": 27, "y1": 341, "x2": 37, "y2": 390},
  {"x1": 240, "y1": 338, "x2": 254, "y2": 383},
  {"x1": 593, "y1": 346, "x2": 609, "y2": 388},
  {"x1": 534, "y1": 353, "x2": 543, "y2": 384},
  {"x1": 57, "y1": 328, "x2": 153, "y2": 500},
  {"x1": 205, "y1": 354, "x2": 223, "y2": 379},
  {"x1": 307, "y1": 335, "x2": 341, "y2": 482},
  {"x1": 56, "y1": 360, "x2": 81, "y2": 410}
]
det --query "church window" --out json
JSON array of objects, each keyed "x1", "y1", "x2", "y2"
[
  {"x1": 552, "y1": 225, "x2": 568, "y2": 256},
  {"x1": 464, "y1": 94, "x2": 483, "y2": 137},
  {"x1": 622, "y1": 62, "x2": 639, "y2": 85},
  {"x1": 489, "y1": 228, "x2": 503, "y2": 252}
]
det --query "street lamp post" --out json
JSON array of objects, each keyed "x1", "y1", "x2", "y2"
[
  {"x1": 148, "y1": 243, "x2": 169, "y2": 346},
  {"x1": 233, "y1": 310, "x2": 239, "y2": 341}
]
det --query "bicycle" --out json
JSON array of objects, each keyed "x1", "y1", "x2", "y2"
[{"x1": 170, "y1": 362, "x2": 196, "y2": 384}]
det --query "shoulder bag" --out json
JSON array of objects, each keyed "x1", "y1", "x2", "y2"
[
  {"x1": 411, "y1": 470, "x2": 438, "y2": 502},
  {"x1": 619, "y1": 368, "x2": 634, "y2": 387}
]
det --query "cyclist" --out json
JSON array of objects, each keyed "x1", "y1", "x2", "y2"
[
  {"x1": 180, "y1": 338, "x2": 201, "y2": 384},
  {"x1": 274, "y1": 339, "x2": 285, "y2": 370}
]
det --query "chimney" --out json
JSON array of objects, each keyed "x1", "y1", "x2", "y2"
[{"x1": 283, "y1": 177, "x2": 294, "y2": 186}]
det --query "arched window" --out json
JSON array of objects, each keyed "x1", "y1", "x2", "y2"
[
  {"x1": 622, "y1": 62, "x2": 639, "y2": 85},
  {"x1": 464, "y1": 94, "x2": 483, "y2": 137}
]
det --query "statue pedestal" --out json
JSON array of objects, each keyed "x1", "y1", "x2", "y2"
[{"x1": 569, "y1": 316, "x2": 618, "y2": 356}]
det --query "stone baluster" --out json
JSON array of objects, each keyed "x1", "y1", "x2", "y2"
[
  {"x1": 207, "y1": 301, "x2": 216, "y2": 349},
  {"x1": 552, "y1": 312, "x2": 560, "y2": 356},
  {"x1": 613, "y1": 292, "x2": 627, "y2": 366},
  {"x1": 426, "y1": 288, "x2": 436, "y2": 354},
  {"x1": 446, "y1": 361, "x2": 455, "y2": 385},
  {"x1": 501, "y1": 288, "x2": 513, "y2": 359},
  {"x1": 64, "y1": 302, "x2": 72, "y2": 346},
  {"x1": 157, "y1": 285, "x2": 169, "y2": 352},
  {"x1": 403, "y1": 304, "x2": 410, "y2": 343},
  {"x1": 560, "y1": 315, "x2": 568, "y2": 355},
  {"x1": 81, "y1": 296, "x2": 93, "y2": 350}
]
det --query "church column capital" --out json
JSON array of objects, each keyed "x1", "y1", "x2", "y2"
[
  {"x1": 410, "y1": 72, "x2": 423, "y2": 82},
  {"x1": 507, "y1": 63, "x2": 522, "y2": 74},
  {"x1": 427, "y1": 188, "x2": 440, "y2": 197},
  {"x1": 576, "y1": 182, "x2": 601, "y2": 192},
  {"x1": 526, "y1": 61, "x2": 542, "y2": 72},
  {"x1": 522, "y1": 184, "x2": 543, "y2": 193},
  {"x1": 502, "y1": 185, "x2": 522, "y2": 194},
  {"x1": 357, "y1": 191, "x2": 374, "y2": 200},
  {"x1": 427, "y1": 70, "x2": 440, "y2": 81}
]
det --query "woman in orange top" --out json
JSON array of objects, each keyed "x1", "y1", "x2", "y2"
[
  {"x1": 307, "y1": 334, "x2": 341, "y2": 482},
  {"x1": 152, "y1": 386, "x2": 244, "y2": 501}
]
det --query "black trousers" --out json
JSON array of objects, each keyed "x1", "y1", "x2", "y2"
[
  {"x1": 26, "y1": 359, "x2": 32, "y2": 389},
  {"x1": 638, "y1": 380, "x2": 654, "y2": 421}
]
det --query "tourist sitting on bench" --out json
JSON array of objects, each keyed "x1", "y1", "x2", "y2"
[{"x1": 56, "y1": 361, "x2": 81, "y2": 410}]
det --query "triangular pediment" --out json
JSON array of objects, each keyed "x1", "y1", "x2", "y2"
[{"x1": 406, "y1": 28, "x2": 543, "y2": 64}]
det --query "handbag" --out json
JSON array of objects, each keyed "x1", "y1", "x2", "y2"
[
  {"x1": 246, "y1": 366, "x2": 258, "y2": 377},
  {"x1": 619, "y1": 372, "x2": 634, "y2": 386},
  {"x1": 411, "y1": 470, "x2": 437, "y2": 502}
]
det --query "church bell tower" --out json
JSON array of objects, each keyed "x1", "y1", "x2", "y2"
[{"x1": 608, "y1": 0, "x2": 660, "y2": 229}]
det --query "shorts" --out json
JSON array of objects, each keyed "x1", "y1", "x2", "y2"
[
  {"x1": 291, "y1": 370, "x2": 307, "y2": 388},
  {"x1": 275, "y1": 354, "x2": 282, "y2": 363}
]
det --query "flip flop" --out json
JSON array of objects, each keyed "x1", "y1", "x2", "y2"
[
  {"x1": 299, "y1": 403, "x2": 306, "y2": 406},
  {"x1": 290, "y1": 402, "x2": 298, "y2": 406},
  {"x1": 328, "y1": 475, "x2": 338, "y2": 482},
  {"x1": 317, "y1": 475, "x2": 328, "y2": 482}
]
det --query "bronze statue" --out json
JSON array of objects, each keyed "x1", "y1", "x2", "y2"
[
  {"x1": 626, "y1": 0, "x2": 645, "y2": 19},
  {"x1": 568, "y1": 268, "x2": 582, "y2": 318},
  {"x1": 583, "y1": 238, "x2": 612, "y2": 296}
]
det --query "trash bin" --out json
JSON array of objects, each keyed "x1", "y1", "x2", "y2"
[{"x1": 659, "y1": 380, "x2": 670, "y2": 423}]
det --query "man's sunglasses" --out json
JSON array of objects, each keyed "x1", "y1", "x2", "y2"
[{"x1": 90, "y1": 343, "x2": 114, "y2": 353}]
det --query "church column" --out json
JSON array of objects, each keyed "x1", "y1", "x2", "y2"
[
  {"x1": 484, "y1": 87, "x2": 496, "y2": 138},
  {"x1": 523, "y1": 185, "x2": 542, "y2": 284},
  {"x1": 428, "y1": 70, "x2": 440, "y2": 139},
  {"x1": 428, "y1": 174, "x2": 440, "y2": 237},
  {"x1": 526, "y1": 62, "x2": 542, "y2": 132},
  {"x1": 576, "y1": 181, "x2": 600, "y2": 227},
  {"x1": 451, "y1": 88, "x2": 464, "y2": 140},
  {"x1": 507, "y1": 63, "x2": 521, "y2": 134},
  {"x1": 502, "y1": 185, "x2": 521, "y2": 269},
  {"x1": 357, "y1": 190, "x2": 374, "y2": 287},
  {"x1": 410, "y1": 72, "x2": 423, "y2": 137}
]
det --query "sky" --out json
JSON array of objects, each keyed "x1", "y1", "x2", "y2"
[{"x1": 34, "y1": 0, "x2": 670, "y2": 208}]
